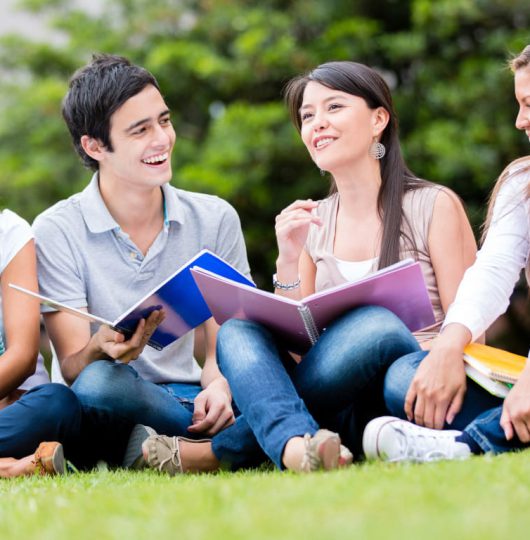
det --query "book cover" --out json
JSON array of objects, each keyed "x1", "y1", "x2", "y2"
[
  {"x1": 464, "y1": 364, "x2": 511, "y2": 399},
  {"x1": 10, "y1": 249, "x2": 254, "y2": 350},
  {"x1": 463, "y1": 343, "x2": 527, "y2": 385},
  {"x1": 191, "y1": 259, "x2": 435, "y2": 354}
]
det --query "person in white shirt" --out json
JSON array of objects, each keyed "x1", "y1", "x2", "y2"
[
  {"x1": 0, "y1": 209, "x2": 83, "y2": 477},
  {"x1": 363, "y1": 44, "x2": 530, "y2": 462}
]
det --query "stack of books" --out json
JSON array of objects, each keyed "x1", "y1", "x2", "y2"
[{"x1": 463, "y1": 343, "x2": 528, "y2": 398}]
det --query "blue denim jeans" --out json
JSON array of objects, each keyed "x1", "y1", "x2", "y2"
[
  {"x1": 217, "y1": 305, "x2": 421, "y2": 468},
  {"x1": 383, "y1": 350, "x2": 525, "y2": 454},
  {"x1": 0, "y1": 383, "x2": 82, "y2": 459},
  {"x1": 72, "y1": 361, "x2": 265, "y2": 470}
]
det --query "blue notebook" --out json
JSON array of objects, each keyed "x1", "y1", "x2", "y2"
[{"x1": 10, "y1": 249, "x2": 254, "y2": 350}]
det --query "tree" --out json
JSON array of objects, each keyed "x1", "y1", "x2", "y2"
[{"x1": 0, "y1": 0, "x2": 527, "y2": 350}]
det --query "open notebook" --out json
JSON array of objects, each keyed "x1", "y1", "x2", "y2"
[
  {"x1": 10, "y1": 249, "x2": 254, "y2": 350},
  {"x1": 191, "y1": 258, "x2": 435, "y2": 355}
]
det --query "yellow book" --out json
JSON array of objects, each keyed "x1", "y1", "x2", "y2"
[{"x1": 463, "y1": 343, "x2": 527, "y2": 385}]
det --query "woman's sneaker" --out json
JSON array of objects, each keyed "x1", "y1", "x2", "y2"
[{"x1": 362, "y1": 416, "x2": 471, "y2": 463}]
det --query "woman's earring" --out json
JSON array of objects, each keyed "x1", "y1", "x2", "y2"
[
  {"x1": 369, "y1": 138, "x2": 386, "y2": 160},
  {"x1": 320, "y1": 169, "x2": 326, "y2": 177}
]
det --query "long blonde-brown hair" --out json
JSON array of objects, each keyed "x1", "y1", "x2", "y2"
[{"x1": 482, "y1": 46, "x2": 530, "y2": 242}]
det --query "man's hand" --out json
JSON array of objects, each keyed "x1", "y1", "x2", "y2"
[
  {"x1": 405, "y1": 345, "x2": 467, "y2": 429},
  {"x1": 93, "y1": 309, "x2": 165, "y2": 363},
  {"x1": 187, "y1": 377, "x2": 235, "y2": 436},
  {"x1": 501, "y1": 367, "x2": 530, "y2": 443}
]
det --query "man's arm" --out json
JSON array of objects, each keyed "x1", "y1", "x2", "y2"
[
  {"x1": 44, "y1": 309, "x2": 164, "y2": 385},
  {"x1": 187, "y1": 317, "x2": 235, "y2": 436}
]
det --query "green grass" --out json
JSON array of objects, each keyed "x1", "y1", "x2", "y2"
[{"x1": 2, "y1": 453, "x2": 530, "y2": 540}]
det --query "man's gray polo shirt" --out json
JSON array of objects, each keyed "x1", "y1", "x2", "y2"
[{"x1": 33, "y1": 174, "x2": 250, "y2": 384}]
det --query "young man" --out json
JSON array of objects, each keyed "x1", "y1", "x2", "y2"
[{"x1": 34, "y1": 54, "x2": 263, "y2": 471}]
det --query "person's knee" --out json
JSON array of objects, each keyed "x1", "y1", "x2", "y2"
[
  {"x1": 72, "y1": 361, "x2": 131, "y2": 406},
  {"x1": 383, "y1": 351, "x2": 425, "y2": 417},
  {"x1": 337, "y1": 306, "x2": 406, "y2": 339},
  {"x1": 217, "y1": 319, "x2": 266, "y2": 374},
  {"x1": 34, "y1": 383, "x2": 81, "y2": 424},
  {"x1": 357, "y1": 306, "x2": 418, "y2": 350},
  {"x1": 218, "y1": 319, "x2": 260, "y2": 343}
]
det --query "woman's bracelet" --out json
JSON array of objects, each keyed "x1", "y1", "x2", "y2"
[{"x1": 272, "y1": 273, "x2": 301, "y2": 291}]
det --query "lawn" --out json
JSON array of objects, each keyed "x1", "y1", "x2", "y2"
[{"x1": 2, "y1": 452, "x2": 530, "y2": 540}]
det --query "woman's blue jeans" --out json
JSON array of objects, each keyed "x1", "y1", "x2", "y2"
[
  {"x1": 384, "y1": 351, "x2": 527, "y2": 454},
  {"x1": 0, "y1": 384, "x2": 82, "y2": 458},
  {"x1": 217, "y1": 305, "x2": 420, "y2": 468}
]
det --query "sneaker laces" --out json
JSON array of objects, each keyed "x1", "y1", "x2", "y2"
[
  {"x1": 300, "y1": 430, "x2": 342, "y2": 472},
  {"x1": 157, "y1": 436, "x2": 182, "y2": 473},
  {"x1": 300, "y1": 433, "x2": 319, "y2": 472},
  {"x1": 393, "y1": 423, "x2": 461, "y2": 462}
]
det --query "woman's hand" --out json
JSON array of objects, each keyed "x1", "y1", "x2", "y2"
[
  {"x1": 405, "y1": 325, "x2": 471, "y2": 429},
  {"x1": 501, "y1": 366, "x2": 530, "y2": 442},
  {"x1": 275, "y1": 199, "x2": 321, "y2": 267}
]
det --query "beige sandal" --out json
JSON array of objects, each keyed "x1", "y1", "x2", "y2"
[
  {"x1": 300, "y1": 429, "x2": 342, "y2": 472},
  {"x1": 142, "y1": 435, "x2": 210, "y2": 476},
  {"x1": 339, "y1": 444, "x2": 354, "y2": 467}
]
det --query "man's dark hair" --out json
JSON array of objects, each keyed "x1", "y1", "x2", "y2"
[{"x1": 62, "y1": 53, "x2": 161, "y2": 170}]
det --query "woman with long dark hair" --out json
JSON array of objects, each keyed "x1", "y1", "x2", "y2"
[{"x1": 141, "y1": 61, "x2": 476, "y2": 474}]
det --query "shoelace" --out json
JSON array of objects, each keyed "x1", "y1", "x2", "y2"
[
  {"x1": 395, "y1": 424, "x2": 459, "y2": 462},
  {"x1": 300, "y1": 433, "x2": 319, "y2": 472},
  {"x1": 157, "y1": 436, "x2": 182, "y2": 472}
]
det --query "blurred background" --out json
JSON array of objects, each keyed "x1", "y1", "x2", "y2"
[{"x1": 0, "y1": 0, "x2": 528, "y2": 354}]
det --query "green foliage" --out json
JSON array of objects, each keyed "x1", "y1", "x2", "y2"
[
  {"x1": 2, "y1": 454, "x2": 530, "y2": 539},
  {"x1": 0, "y1": 0, "x2": 529, "y2": 294}
]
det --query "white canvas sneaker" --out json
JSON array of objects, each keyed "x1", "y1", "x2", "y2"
[{"x1": 362, "y1": 416, "x2": 471, "y2": 463}]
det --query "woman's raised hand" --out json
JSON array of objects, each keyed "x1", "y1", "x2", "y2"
[{"x1": 275, "y1": 199, "x2": 322, "y2": 266}]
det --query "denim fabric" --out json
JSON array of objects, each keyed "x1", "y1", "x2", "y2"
[
  {"x1": 382, "y1": 350, "x2": 526, "y2": 454},
  {"x1": 384, "y1": 350, "x2": 504, "y2": 430},
  {"x1": 217, "y1": 306, "x2": 421, "y2": 468},
  {"x1": 464, "y1": 406, "x2": 528, "y2": 453},
  {"x1": 72, "y1": 360, "x2": 264, "y2": 470},
  {"x1": 0, "y1": 383, "x2": 82, "y2": 459}
]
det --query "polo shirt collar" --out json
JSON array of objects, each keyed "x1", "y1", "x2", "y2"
[
  {"x1": 79, "y1": 173, "x2": 185, "y2": 234},
  {"x1": 79, "y1": 173, "x2": 119, "y2": 233},
  {"x1": 161, "y1": 182, "x2": 185, "y2": 225}
]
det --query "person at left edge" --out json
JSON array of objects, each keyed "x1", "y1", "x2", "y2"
[{"x1": 33, "y1": 54, "x2": 265, "y2": 471}]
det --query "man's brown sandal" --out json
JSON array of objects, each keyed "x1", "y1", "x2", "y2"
[{"x1": 33, "y1": 442, "x2": 65, "y2": 475}]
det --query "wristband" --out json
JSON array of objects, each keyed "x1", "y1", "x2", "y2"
[{"x1": 272, "y1": 273, "x2": 301, "y2": 291}]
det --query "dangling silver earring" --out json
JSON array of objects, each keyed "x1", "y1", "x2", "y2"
[
  {"x1": 320, "y1": 169, "x2": 326, "y2": 177},
  {"x1": 369, "y1": 138, "x2": 386, "y2": 160}
]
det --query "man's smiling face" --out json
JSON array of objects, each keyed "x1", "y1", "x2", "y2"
[{"x1": 97, "y1": 84, "x2": 176, "y2": 189}]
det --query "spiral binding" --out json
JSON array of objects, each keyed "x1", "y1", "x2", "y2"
[{"x1": 298, "y1": 305, "x2": 320, "y2": 345}]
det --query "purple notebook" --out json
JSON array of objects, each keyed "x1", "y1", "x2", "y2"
[{"x1": 191, "y1": 259, "x2": 435, "y2": 355}]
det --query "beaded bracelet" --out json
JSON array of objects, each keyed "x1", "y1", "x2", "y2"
[{"x1": 272, "y1": 273, "x2": 301, "y2": 291}]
